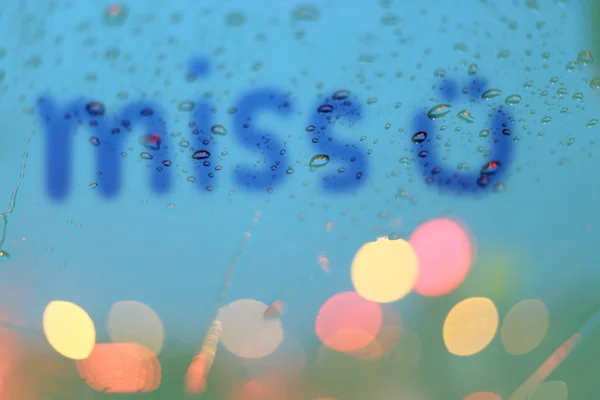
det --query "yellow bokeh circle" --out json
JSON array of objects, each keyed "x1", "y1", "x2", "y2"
[
  {"x1": 43, "y1": 300, "x2": 96, "y2": 360},
  {"x1": 443, "y1": 297, "x2": 499, "y2": 356},
  {"x1": 351, "y1": 237, "x2": 418, "y2": 303}
]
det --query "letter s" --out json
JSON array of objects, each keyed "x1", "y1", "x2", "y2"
[
  {"x1": 307, "y1": 92, "x2": 368, "y2": 193},
  {"x1": 230, "y1": 89, "x2": 292, "y2": 192}
]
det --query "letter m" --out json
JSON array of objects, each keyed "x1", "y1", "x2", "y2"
[{"x1": 37, "y1": 96, "x2": 171, "y2": 202}]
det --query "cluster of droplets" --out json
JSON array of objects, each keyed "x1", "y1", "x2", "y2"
[{"x1": 82, "y1": 100, "x2": 233, "y2": 193}]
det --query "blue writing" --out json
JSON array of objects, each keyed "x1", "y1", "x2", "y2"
[
  {"x1": 190, "y1": 100, "x2": 217, "y2": 191},
  {"x1": 411, "y1": 76, "x2": 514, "y2": 195},
  {"x1": 308, "y1": 94, "x2": 367, "y2": 192},
  {"x1": 38, "y1": 57, "x2": 516, "y2": 202},
  {"x1": 231, "y1": 89, "x2": 292, "y2": 191},
  {"x1": 38, "y1": 97, "x2": 171, "y2": 202}
]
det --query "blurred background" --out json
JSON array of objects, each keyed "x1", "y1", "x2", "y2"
[{"x1": 0, "y1": 0, "x2": 599, "y2": 399}]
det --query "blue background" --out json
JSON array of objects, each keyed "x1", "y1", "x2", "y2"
[{"x1": 0, "y1": 0, "x2": 599, "y2": 398}]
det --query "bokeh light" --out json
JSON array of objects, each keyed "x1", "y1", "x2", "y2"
[
  {"x1": 76, "y1": 342, "x2": 161, "y2": 393},
  {"x1": 315, "y1": 343, "x2": 379, "y2": 387},
  {"x1": 219, "y1": 299, "x2": 284, "y2": 359},
  {"x1": 184, "y1": 353, "x2": 208, "y2": 395},
  {"x1": 529, "y1": 380, "x2": 568, "y2": 400},
  {"x1": 315, "y1": 291, "x2": 382, "y2": 353},
  {"x1": 241, "y1": 333, "x2": 307, "y2": 380},
  {"x1": 107, "y1": 300, "x2": 165, "y2": 355},
  {"x1": 501, "y1": 299, "x2": 549, "y2": 355},
  {"x1": 387, "y1": 327, "x2": 422, "y2": 370},
  {"x1": 0, "y1": 319, "x2": 21, "y2": 399},
  {"x1": 351, "y1": 236, "x2": 419, "y2": 303},
  {"x1": 459, "y1": 245, "x2": 525, "y2": 302},
  {"x1": 463, "y1": 392, "x2": 501, "y2": 400},
  {"x1": 243, "y1": 380, "x2": 265, "y2": 399},
  {"x1": 6, "y1": 333, "x2": 93, "y2": 400},
  {"x1": 228, "y1": 376, "x2": 295, "y2": 400},
  {"x1": 349, "y1": 304, "x2": 401, "y2": 361},
  {"x1": 443, "y1": 297, "x2": 499, "y2": 356},
  {"x1": 42, "y1": 300, "x2": 96, "y2": 360},
  {"x1": 409, "y1": 218, "x2": 473, "y2": 297}
]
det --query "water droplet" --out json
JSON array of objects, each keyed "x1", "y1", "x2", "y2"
[
  {"x1": 104, "y1": 47, "x2": 120, "y2": 61},
  {"x1": 292, "y1": 6, "x2": 320, "y2": 22},
  {"x1": 178, "y1": 100, "x2": 195, "y2": 112},
  {"x1": 192, "y1": 150, "x2": 211, "y2": 160},
  {"x1": 482, "y1": 89, "x2": 502, "y2": 100},
  {"x1": 162, "y1": 160, "x2": 172, "y2": 167},
  {"x1": 286, "y1": 167, "x2": 295, "y2": 174},
  {"x1": 225, "y1": 11, "x2": 246, "y2": 26},
  {"x1": 590, "y1": 77, "x2": 600, "y2": 89},
  {"x1": 211, "y1": 125, "x2": 227, "y2": 135},
  {"x1": 418, "y1": 150, "x2": 428, "y2": 158},
  {"x1": 140, "y1": 133, "x2": 162, "y2": 150},
  {"x1": 86, "y1": 101, "x2": 105, "y2": 116},
  {"x1": 453, "y1": 43, "x2": 467, "y2": 52},
  {"x1": 497, "y1": 49, "x2": 511, "y2": 59},
  {"x1": 573, "y1": 92, "x2": 584, "y2": 101},
  {"x1": 587, "y1": 119, "x2": 598, "y2": 127},
  {"x1": 457, "y1": 109, "x2": 475, "y2": 123},
  {"x1": 103, "y1": 3, "x2": 129, "y2": 26},
  {"x1": 89, "y1": 136, "x2": 101, "y2": 146},
  {"x1": 89, "y1": 182, "x2": 98, "y2": 188},
  {"x1": 505, "y1": 95, "x2": 522, "y2": 105},
  {"x1": 479, "y1": 129, "x2": 489, "y2": 138},
  {"x1": 411, "y1": 131, "x2": 427, "y2": 143},
  {"x1": 541, "y1": 116, "x2": 552, "y2": 124},
  {"x1": 317, "y1": 104, "x2": 334, "y2": 113},
  {"x1": 180, "y1": 140, "x2": 190, "y2": 148},
  {"x1": 140, "y1": 152, "x2": 153, "y2": 160},
  {"x1": 332, "y1": 90, "x2": 350, "y2": 100},
  {"x1": 305, "y1": 125, "x2": 316, "y2": 132},
  {"x1": 565, "y1": 61, "x2": 577, "y2": 71},
  {"x1": 427, "y1": 104, "x2": 452, "y2": 120},
  {"x1": 577, "y1": 50, "x2": 594, "y2": 65},
  {"x1": 481, "y1": 161, "x2": 501, "y2": 175},
  {"x1": 309, "y1": 154, "x2": 330, "y2": 169},
  {"x1": 468, "y1": 63, "x2": 478, "y2": 75}
]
